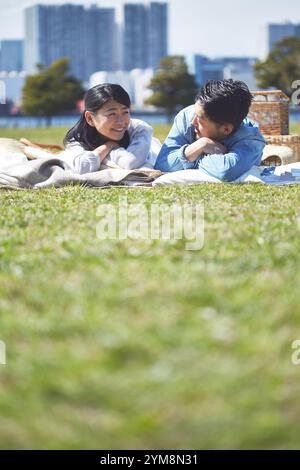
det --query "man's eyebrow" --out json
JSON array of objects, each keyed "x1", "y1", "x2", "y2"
[{"x1": 199, "y1": 112, "x2": 207, "y2": 121}]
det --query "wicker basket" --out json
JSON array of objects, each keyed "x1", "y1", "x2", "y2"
[
  {"x1": 264, "y1": 134, "x2": 300, "y2": 163},
  {"x1": 248, "y1": 90, "x2": 290, "y2": 136}
]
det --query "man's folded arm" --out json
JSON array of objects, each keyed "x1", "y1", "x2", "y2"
[{"x1": 196, "y1": 140, "x2": 265, "y2": 182}]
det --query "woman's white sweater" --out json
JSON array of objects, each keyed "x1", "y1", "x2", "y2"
[{"x1": 64, "y1": 118, "x2": 155, "y2": 174}]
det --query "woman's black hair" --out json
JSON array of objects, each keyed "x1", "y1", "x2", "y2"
[{"x1": 64, "y1": 83, "x2": 131, "y2": 150}]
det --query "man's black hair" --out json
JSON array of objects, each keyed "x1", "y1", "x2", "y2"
[{"x1": 195, "y1": 79, "x2": 253, "y2": 131}]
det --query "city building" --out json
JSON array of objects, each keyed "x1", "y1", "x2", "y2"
[
  {"x1": 123, "y1": 2, "x2": 168, "y2": 71},
  {"x1": 193, "y1": 55, "x2": 258, "y2": 90},
  {"x1": 148, "y1": 2, "x2": 168, "y2": 69},
  {"x1": 0, "y1": 71, "x2": 26, "y2": 105},
  {"x1": 266, "y1": 22, "x2": 300, "y2": 54},
  {"x1": 90, "y1": 69, "x2": 154, "y2": 109},
  {"x1": 0, "y1": 40, "x2": 23, "y2": 72},
  {"x1": 24, "y1": 4, "x2": 117, "y2": 82},
  {"x1": 194, "y1": 55, "x2": 224, "y2": 86}
]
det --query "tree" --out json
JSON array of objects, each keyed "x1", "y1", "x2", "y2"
[
  {"x1": 22, "y1": 58, "x2": 84, "y2": 125},
  {"x1": 146, "y1": 56, "x2": 198, "y2": 117},
  {"x1": 254, "y1": 37, "x2": 300, "y2": 97}
]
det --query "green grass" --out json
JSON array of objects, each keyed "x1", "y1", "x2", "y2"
[
  {"x1": 0, "y1": 124, "x2": 300, "y2": 449},
  {"x1": 0, "y1": 125, "x2": 171, "y2": 148}
]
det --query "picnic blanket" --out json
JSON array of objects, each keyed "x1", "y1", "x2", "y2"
[
  {"x1": 152, "y1": 162, "x2": 300, "y2": 186},
  {"x1": 0, "y1": 139, "x2": 162, "y2": 189},
  {"x1": 0, "y1": 157, "x2": 164, "y2": 189},
  {"x1": 1, "y1": 137, "x2": 300, "y2": 189}
]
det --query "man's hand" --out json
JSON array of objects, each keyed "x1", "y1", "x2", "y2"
[
  {"x1": 184, "y1": 137, "x2": 227, "y2": 162},
  {"x1": 198, "y1": 137, "x2": 227, "y2": 155}
]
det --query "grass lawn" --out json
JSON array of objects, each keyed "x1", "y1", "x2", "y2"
[{"x1": 0, "y1": 123, "x2": 300, "y2": 449}]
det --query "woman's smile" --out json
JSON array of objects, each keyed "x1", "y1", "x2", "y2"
[{"x1": 111, "y1": 128, "x2": 126, "y2": 134}]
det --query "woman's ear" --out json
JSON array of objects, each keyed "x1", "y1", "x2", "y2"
[{"x1": 85, "y1": 111, "x2": 95, "y2": 127}]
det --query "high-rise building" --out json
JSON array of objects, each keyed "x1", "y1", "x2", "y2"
[
  {"x1": 194, "y1": 55, "x2": 258, "y2": 90},
  {"x1": 0, "y1": 40, "x2": 23, "y2": 72},
  {"x1": 267, "y1": 22, "x2": 300, "y2": 54},
  {"x1": 123, "y1": 2, "x2": 168, "y2": 71},
  {"x1": 90, "y1": 68, "x2": 154, "y2": 108},
  {"x1": 222, "y1": 58, "x2": 258, "y2": 91},
  {"x1": 148, "y1": 2, "x2": 168, "y2": 69},
  {"x1": 194, "y1": 55, "x2": 224, "y2": 86},
  {"x1": 24, "y1": 4, "x2": 116, "y2": 82},
  {"x1": 0, "y1": 71, "x2": 26, "y2": 105},
  {"x1": 124, "y1": 3, "x2": 149, "y2": 71}
]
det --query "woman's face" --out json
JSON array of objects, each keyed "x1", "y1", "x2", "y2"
[{"x1": 85, "y1": 99, "x2": 131, "y2": 142}]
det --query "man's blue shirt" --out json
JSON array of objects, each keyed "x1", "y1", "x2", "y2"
[{"x1": 155, "y1": 105, "x2": 266, "y2": 182}]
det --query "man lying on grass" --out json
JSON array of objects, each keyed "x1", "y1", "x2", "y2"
[{"x1": 154, "y1": 79, "x2": 266, "y2": 181}]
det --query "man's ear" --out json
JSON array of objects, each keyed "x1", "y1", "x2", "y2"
[
  {"x1": 85, "y1": 111, "x2": 95, "y2": 127},
  {"x1": 222, "y1": 123, "x2": 234, "y2": 136}
]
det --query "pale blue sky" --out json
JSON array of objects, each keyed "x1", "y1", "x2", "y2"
[{"x1": 0, "y1": 0, "x2": 300, "y2": 58}]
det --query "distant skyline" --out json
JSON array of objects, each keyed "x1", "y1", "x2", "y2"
[{"x1": 1, "y1": 0, "x2": 300, "y2": 59}]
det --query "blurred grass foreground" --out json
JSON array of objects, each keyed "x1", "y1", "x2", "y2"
[{"x1": 0, "y1": 124, "x2": 300, "y2": 449}]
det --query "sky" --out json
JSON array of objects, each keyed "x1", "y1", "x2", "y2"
[{"x1": 1, "y1": 0, "x2": 300, "y2": 59}]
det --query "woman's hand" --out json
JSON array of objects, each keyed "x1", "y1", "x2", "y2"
[{"x1": 94, "y1": 141, "x2": 120, "y2": 162}]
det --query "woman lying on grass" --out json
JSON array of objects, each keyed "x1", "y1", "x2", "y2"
[{"x1": 22, "y1": 83, "x2": 160, "y2": 174}]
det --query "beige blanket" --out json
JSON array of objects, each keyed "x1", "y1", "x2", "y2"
[{"x1": 0, "y1": 138, "x2": 162, "y2": 190}]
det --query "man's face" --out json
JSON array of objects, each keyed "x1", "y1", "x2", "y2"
[{"x1": 192, "y1": 102, "x2": 233, "y2": 141}]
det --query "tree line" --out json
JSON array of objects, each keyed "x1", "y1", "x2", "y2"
[{"x1": 21, "y1": 37, "x2": 300, "y2": 123}]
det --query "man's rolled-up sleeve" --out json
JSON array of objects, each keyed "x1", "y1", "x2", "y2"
[{"x1": 155, "y1": 115, "x2": 196, "y2": 172}]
